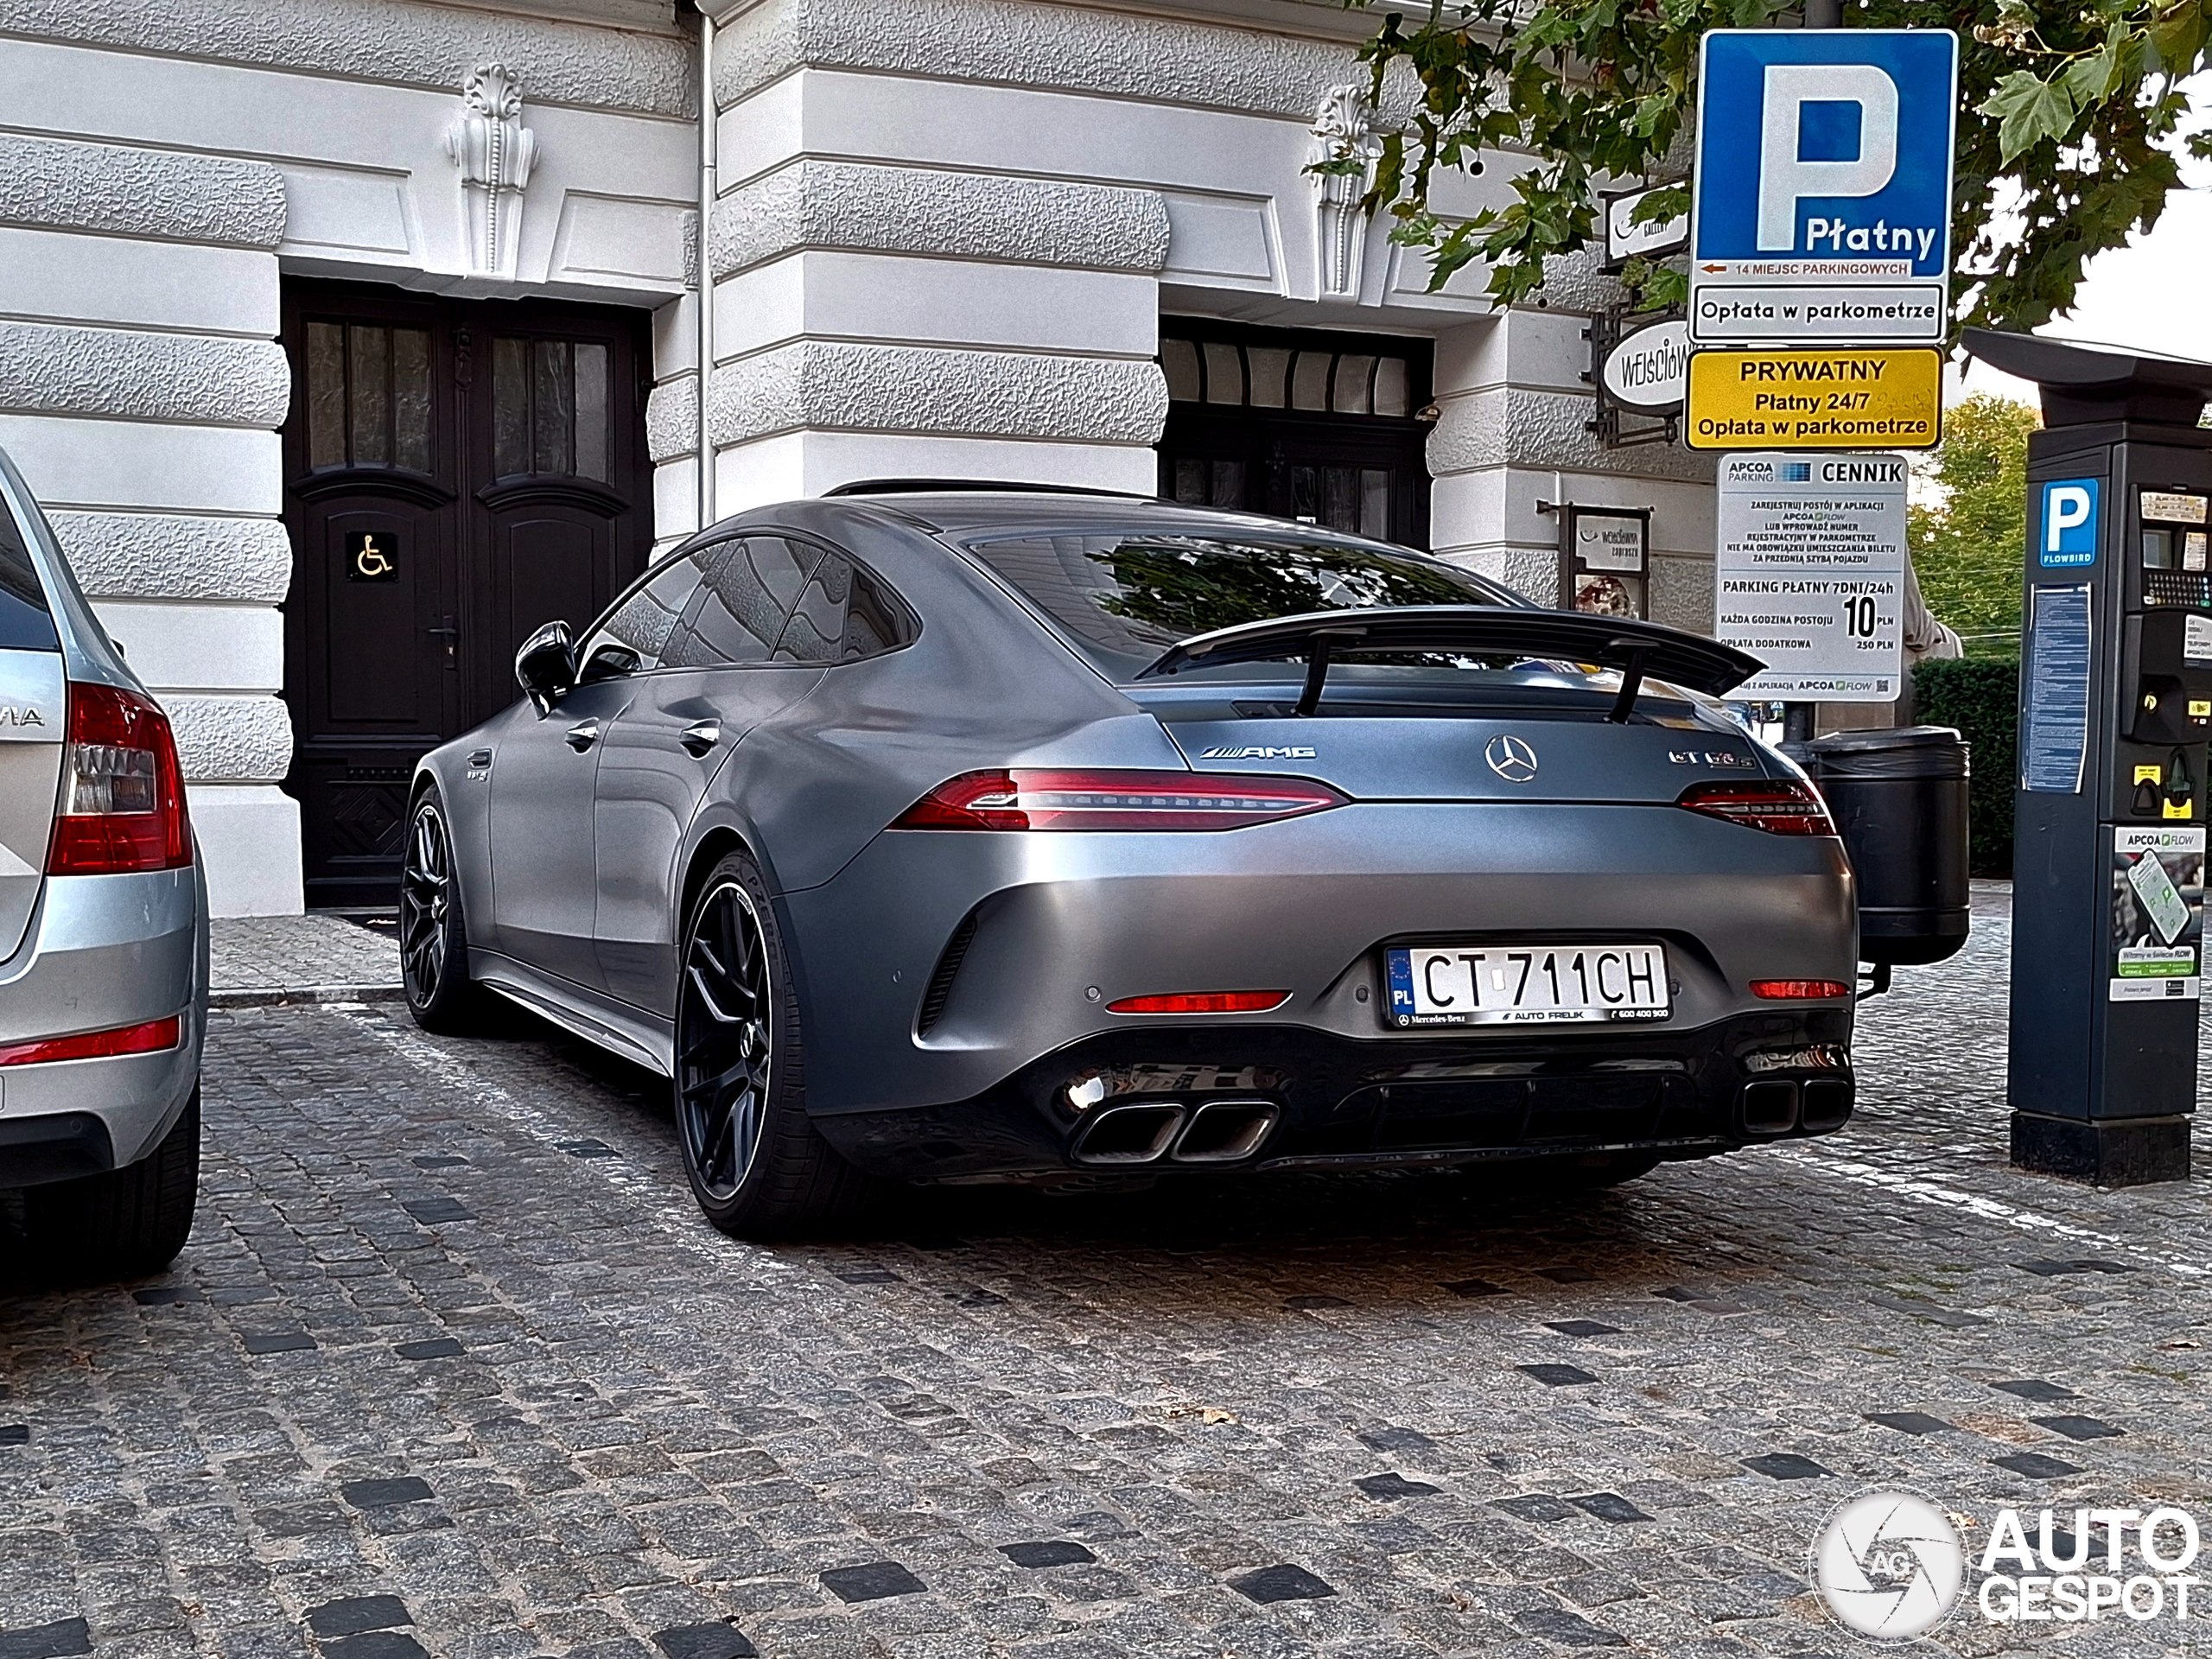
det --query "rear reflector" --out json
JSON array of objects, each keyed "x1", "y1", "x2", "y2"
[
  {"x1": 1105, "y1": 990, "x2": 1291, "y2": 1014},
  {"x1": 1750, "y1": 980, "x2": 1853, "y2": 1001},
  {"x1": 0, "y1": 1014, "x2": 181, "y2": 1067},
  {"x1": 893, "y1": 769, "x2": 1346, "y2": 831},
  {"x1": 46, "y1": 682, "x2": 193, "y2": 874},
  {"x1": 1676, "y1": 779, "x2": 1834, "y2": 837}
]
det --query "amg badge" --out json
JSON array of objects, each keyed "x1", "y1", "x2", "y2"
[{"x1": 1199, "y1": 746, "x2": 1317, "y2": 760}]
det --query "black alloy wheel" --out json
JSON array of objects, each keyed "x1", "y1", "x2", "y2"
[
  {"x1": 676, "y1": 877, "x2": 775, "y2": 1201},
  {"x1": 672, "y1": 850, "x2": 880, "y2": 1236},
  {"x1": 400, "y1": 788, "x2": 484, "y2": 1033}
]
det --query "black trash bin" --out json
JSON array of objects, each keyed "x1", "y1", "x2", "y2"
[{"x1": 1805, "y1": 725, "x2": 1971, "y2": 967}]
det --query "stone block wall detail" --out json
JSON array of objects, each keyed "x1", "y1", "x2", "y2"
[
  {"x1": 0, "y1": 0, "x2": 692, "y2": 118},
  {"x1": 0, "y1": 134, "x2": 286, "y2": 246},
  {"x1": 0, "y1": 323, "x2": 289, "y2": 428},
  {"x1": 713, "y1": 0, "x2": 1371, "y2": 119},
  {"x1": 164, "y1": 695, "x2": 297, "y2": 787},
  {"x1": 708, "y1": 343, "x2": 1167, "y2": 447},
  {"x1": 710, "y1": 162, "x2": 1171, "y2": 278},
  {"x1": 48, "y1": 512, "x2": 291, "y2": 604}
]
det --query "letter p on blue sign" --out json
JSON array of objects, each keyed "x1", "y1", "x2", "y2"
[{"x1": 2040, "y1": 479, "x2": 2100, "y2": 566}]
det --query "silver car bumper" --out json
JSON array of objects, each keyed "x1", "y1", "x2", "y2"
[
  {"x1": 0, "y1": 865, "x2": 207, "y2": 1180},
  {"x1": 781, "y1": 801, "x2": 1857, "y2": 1119}
]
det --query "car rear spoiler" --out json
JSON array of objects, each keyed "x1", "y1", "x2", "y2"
[{"x1": 1135, "y1": 606, "x2": 1764, "y2": 721}]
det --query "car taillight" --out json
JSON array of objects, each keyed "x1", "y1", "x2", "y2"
[
  {"x1": 46, "y1": 683, "x2": 192, "y2": 874},
  {"x1": 0, "y1": 1014, "x2": 181, "y2": 1067},
  {"x1": 1751, "y1": 980, "x2": 1853, "y2": 1001},
  {"x1": 1676, "y1": 779, "x2": 1834, "y2": 836},
  {"x1": 892, "y1": 769, "x2": 1347, "y2": 831}
]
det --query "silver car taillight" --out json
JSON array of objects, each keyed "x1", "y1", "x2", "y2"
[{"x1": 46, "y1": 682, "x2": 192, "y2": 874}]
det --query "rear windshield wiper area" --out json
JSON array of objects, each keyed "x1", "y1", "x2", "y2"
[{"x1": 1135, "y1": 607, "x2": 1761, "y2": 723}]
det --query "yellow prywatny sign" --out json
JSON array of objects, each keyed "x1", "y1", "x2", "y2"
[{"x1": 1686, "y1": 347, "x2": 1943, "y2": 451}]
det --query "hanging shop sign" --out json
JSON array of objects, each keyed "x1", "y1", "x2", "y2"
[
  {"x1": 1602, "y1": 183, "x2": 1689, "y2": 270},
  {"x1": 1599, "y1": 319, "x2": 1690, "y2": 413}
]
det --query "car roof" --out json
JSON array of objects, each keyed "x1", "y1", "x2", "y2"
[{"x1": 830, "y1": 487, "x2": 1421, "y2": 556}]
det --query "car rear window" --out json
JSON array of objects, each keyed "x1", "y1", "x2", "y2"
[
  {"x1": 0, "y1": 504, "x2": 57, "y2": 652},
  {"x1": 959, "y1": 530, "x2": 1521, "y2": 677}
]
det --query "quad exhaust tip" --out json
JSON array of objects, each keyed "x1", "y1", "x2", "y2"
[{"x1": 1072, "y1": 1098, "x2": 1280, "y2": 1166}]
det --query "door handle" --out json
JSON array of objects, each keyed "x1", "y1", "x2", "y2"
[
  {"x1": 564, "y1": 718, "x2": 602, "y2": 752},
  {"x1": 427, "y1": 615, "x2": 459, "y2": 672},
  {"x1": 679, "y1": 719, "x2": 721, "y2": 757}
]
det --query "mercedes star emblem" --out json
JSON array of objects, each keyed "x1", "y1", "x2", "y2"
[{"x1": 1485, "y1": 734, "x2": 1539, "y2": 783}]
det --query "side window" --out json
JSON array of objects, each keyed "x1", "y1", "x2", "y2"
[
  {"x1": 664, "y1": 536, "x2": 821, "y2": 668},
  {"x1": 582, "y1": 550, "x2": 705, "y2": 678},
  {"x1": 772, "y1": 551, "x2": 917, "y2": 664}
]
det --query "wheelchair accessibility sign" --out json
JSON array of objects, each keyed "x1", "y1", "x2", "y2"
[{"x1": 1690, "y1": 29, "x2": 1958, "y2": 346}]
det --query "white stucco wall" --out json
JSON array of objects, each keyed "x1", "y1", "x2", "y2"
[{"x1": 0, "y1": 0, "x2": 696, "y2": 915}]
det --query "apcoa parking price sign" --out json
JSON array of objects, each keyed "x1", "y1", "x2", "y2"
[
  {"x1": 1715, "y1": 452, "x2": 1908, "y2": 701},
  {"x1": 1690, "y1": 29, "x2": 1958, "y2": 347},
  {"x1": 1687, "y1": 345, "x2": 1942, "y2": 449}
]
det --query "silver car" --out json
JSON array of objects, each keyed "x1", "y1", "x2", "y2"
[
  {"x1": 408, "y1": 486, "x2": 1856, "y2": 1238},
  {"x1": 0, "y1": 447, "x2": 207, "y2": 1275}
]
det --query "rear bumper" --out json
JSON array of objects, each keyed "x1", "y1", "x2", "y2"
[
  {"x1": 780, "y1": 801, "x2": 1855, "y2": 1118},
  {"x1": 811, "y1": 1007, "x2": 1855, "y2": 1180},
  {"x1": 0, "y1": 865, "x2": 207, "y2": 1181}
]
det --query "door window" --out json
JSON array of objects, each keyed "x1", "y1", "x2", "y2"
[
  {"x1": 773, "y1": 551, "x2": 919, "y2": 664},
  {"x1": 305, "y1": 321, "x2": 433, "y2": 472},
  {"x1": 663, "y1": 537, "x2": 821, "y2": 668},
  {"x1": 492, "y1": 336, "x2": 613, "y2": 481},
  {"x1": 583, "y1": 550, "x2": 708, "y2": 677}
]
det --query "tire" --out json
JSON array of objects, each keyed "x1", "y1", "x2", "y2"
[
  {"x1": 401, "y1": 785, "x2": 490, "y2": 1034},
  {"x1": 26, "y1": 1088, "x2": 200, "y2": 1280},
  {"x1": 674, "y1": 850, "x2": 880, "y2": 1238}
]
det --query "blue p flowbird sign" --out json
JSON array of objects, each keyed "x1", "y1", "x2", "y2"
[
  {"x1": 1689, "y1": 29, "x2": 1958, "y2": 346},
  {"x1": 2039, "y1": 479, "x2": 2101, "y2": 567}
]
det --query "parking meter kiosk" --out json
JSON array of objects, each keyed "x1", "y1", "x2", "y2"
[{"x1": 1967, "y1": 330, "x2": 2212, "y2": 1185}]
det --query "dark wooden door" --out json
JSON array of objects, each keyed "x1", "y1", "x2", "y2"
[{"x1": 280, "y1": 281, "x2": 653, "y2": 908}]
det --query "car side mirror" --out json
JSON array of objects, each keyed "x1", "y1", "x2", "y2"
[{"x1": 515, "y1": 620, "x2": 575, "y2": 715}]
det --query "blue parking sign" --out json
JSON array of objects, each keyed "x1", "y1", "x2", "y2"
[
  {"x1": 2039, "y1": 479, "x2": 2101, "y2": 567},
  {"x1": 1694, "y1": 29, "x2": 1958, "y2": 275}
]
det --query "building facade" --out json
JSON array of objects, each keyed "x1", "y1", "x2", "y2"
[{"x1": 0, "y1": 0, "x2": 1713, "y2": 916}]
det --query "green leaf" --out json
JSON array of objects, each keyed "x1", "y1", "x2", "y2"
[{"x1": 1978, "y1": 70, "x2": 2079, "y2": 162}]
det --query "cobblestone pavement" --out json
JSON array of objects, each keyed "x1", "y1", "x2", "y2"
[
  {"x1": 209, "y1": 916, "x2": 402, "y2": 1007},
  {"x1": 6, "y1": 883, "x2": 2212, "y2": 1659}
]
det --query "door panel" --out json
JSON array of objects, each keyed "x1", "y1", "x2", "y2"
[
  {"x1": 280, "y1": 282, "x2": 652, "y2": 907},
  {"x1": 487, "y1": 679, "x2": 627, "y2": 987},
  {"x1": 592, "y1": 665, "x2": 823, "y2": 1010}
]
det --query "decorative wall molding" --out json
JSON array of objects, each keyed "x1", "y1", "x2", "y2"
[
  {"x1": 713, "y1": 0, "x2": 1406, "y2": 121},
  {"x1": 0, "y1": 133, "x2": 285, "y2": 248},
  {"x1": 710, "y1": 160, "x2": 1170, "y2": 279},
  {"x1": 445, "y1": 63, "x2": 540, "y2": 279},
  {"x1": 166, "y1": 692, "x2": 294, "y2": 785},
  {"x1": 1427, "y1": 386, "x2": 1715, "y2": 483},
  {"x1": 47, "y1": 512, "x2": 291, "y2": 603},
  {"x1": 645, "y1": 375, "x2": 699, "y2": 464},
  {"x1": 1306, "y1": 85, "x2": 1389, "y2": 301},
  {"x1": 0, "y1": 321, "x2": 289, "y2": 428},
  {"x1": 707, "y1": 341, "x2": 1167, "y2": 447},
  {"x1": 0, "y1": 0, "x2": 693, "y2": 118}
]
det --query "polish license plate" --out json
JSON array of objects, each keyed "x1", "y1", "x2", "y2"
[{"x1": 1383, "y1": 944, "x2": 1670, "y2": 1027}]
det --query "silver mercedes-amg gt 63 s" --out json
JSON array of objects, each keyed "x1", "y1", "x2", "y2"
[{"x1": 405, "y1": 486, "x2": 1856, "y2": 1236}]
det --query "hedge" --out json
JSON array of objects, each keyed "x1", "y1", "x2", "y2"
[{"x1": 1912, "y1": 656, "x2": 2017, "y2": 876}]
